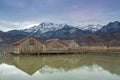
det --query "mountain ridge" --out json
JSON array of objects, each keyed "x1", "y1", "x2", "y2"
[{"x1": 1, "y1": 21, "x2": 120, "y2": 46}]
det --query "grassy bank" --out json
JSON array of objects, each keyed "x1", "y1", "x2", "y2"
[
  {"x1": 76, "y1": 46, "x2": 120, "y2": 54},
  {"x1": 79, "y1": 46, "x2": 120, "y2": 51}
]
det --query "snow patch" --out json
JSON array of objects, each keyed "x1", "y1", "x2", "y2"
[
  {"x1": 23, "y1": 22, "x2": 65, "y2": 33},
  {"x1": 78, "y1": 24, "x2": 102, "y2": 32}
]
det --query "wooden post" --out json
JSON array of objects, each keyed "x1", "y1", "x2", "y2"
[{"x1": 37, "y1": 53, "x2": 39, "y2": 55}]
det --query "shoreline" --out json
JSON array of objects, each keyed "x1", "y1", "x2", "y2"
[
  {"x1": 9, "y1": 51, "x2": 120, "y2": 57},
  {"x1": 1, "y1": 46, "x2": 120, "y2": 56}
]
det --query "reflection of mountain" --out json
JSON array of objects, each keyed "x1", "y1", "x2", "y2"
[
  {"x1": 39, "y1": 65, "x2": 65, "y2": 74},
  {"x1": 12, "y1": 55, "x2": 120, "y2": 75}
]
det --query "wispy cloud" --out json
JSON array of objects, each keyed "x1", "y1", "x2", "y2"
[{"x1": 0, "y1": 20, "x2": 39, "y2": 31}]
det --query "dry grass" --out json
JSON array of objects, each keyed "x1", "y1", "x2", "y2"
[{"x1": 77, "y1": 46, "x2": 120, "y2": 52}]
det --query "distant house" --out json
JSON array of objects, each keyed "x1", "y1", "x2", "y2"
[
  {"x1": 44, "y1": 39, "x2": 68, "y2": 53},
  {"x1": 13, "y1": 36, "x2": 43, "y2": 54},
  {"x1": 62, "y1": 40, "x2": 80, "y2": 50}
]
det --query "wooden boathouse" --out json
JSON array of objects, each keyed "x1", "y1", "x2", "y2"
[
  {"x1": 43, "y1": 39, "x2": 68, "y2": 53},
  {"x1": 62, "y1": 40, "x2": 80, "y2": 51},
  {"x1": 12, "y1": 36, "x2": 80, "y2": 54},
  {"x1": 13, "y1": 36, "x2": 43, "y2": 54}
]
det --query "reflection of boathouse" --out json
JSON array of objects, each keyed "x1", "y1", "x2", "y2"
[
  {"x1": 12, "y1": 55, "x2": 120, "y2": 75},
  {"x1": 13, "y1": 55, "x2": 81, "y2": 75}
]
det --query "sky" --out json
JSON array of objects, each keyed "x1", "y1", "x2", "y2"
[{"x1": 0, "y1": 0, "x2": 120, "y2": 31}]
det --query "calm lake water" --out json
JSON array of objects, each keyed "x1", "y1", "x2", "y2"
[{"x1": 0, "y1": 50, "x2": 120, "y2": 80}]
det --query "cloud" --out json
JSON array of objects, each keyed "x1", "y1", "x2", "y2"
[{"x1": 0, "y1": 20, "x2": 39, "y2": 31}]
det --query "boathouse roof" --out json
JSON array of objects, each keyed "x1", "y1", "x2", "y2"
[
  {"x1": 14, "y1": 36, "x2": 41, "y2": 45},
  {"x1": 44, "y1": 39, "x2": 67, "y2": 47},
  {"x1": 62, "y1": 40, "x2": 81, "y2": 47}
]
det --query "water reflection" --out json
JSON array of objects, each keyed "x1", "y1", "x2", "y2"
[{"x1": 0, "y1": 55, "x2": 120, "y2": 80}]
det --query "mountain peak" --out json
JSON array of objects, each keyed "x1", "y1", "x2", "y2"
[
  {"x1": 78, "y1": 24, "x2": 102, "y2": 32},
  {"x1": 99, "y1": 21, "x2": 120, "y2": 33},
  {"x1": 63, "y1": 24, "x2": 72, "y2": 29},
  {"x1": 114, "y1": 21, "x2": 119, "y2": 23},
  {"x1": 40, "y1": 22, "x2": 54, "y2": 26},
  {"x1": 23, "y1": 22, "x2": 65, "y2": 34}
]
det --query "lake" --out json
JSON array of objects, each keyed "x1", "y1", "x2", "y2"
[{"x1": 0, "y1": 51, "x2": 120, "y2": 80}]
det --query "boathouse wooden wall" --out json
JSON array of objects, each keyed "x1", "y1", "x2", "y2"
[
  {"x1": 14, "y1": 37, "x2": 43, "y2": 54},
  {"x1": 67, "y1": 41, "x2": 80, "y2": 50},
  {"x1": 62, "y1": 40, "x2": 80, "y2": 51},
  {"x1": 44, "y1": 41, "x2": 68, "y2": 53}
]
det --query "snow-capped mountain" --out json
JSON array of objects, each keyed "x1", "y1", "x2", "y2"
[
  {"x1": 23, "y1": 22, "x2": 102, "y2": 33},
  {"x1": 21, "y1": 22, "x2": 103, "y2": 37},
  {"x1": 78, "y1": 24, "x2": 102, "y2": 32},
  {"x1": 0, "y1": 38, "x2": 3, "y2": 42},
  {"x1": 1, "y1": 21, "x2": 120, "y2": 46},
  {"x1": 0, "y1": 31, "x2": 5, "y2": 42},
  {"x1": 98, "y1": 21, "x2": 120, "y2": 33},
  {"x1": 43, "y1": 25, "x2": 90, "y2": 40},
  {"x1": 0, "y1": 30, "x2": 12, "y2": 44},
  {"x1": 23, "y1": 22, "x2": 66, "y2": 34}
]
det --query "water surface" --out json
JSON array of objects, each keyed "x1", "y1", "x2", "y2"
[{"x1": 0, "y1": 52, "x2": 120, "y2": 80}]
